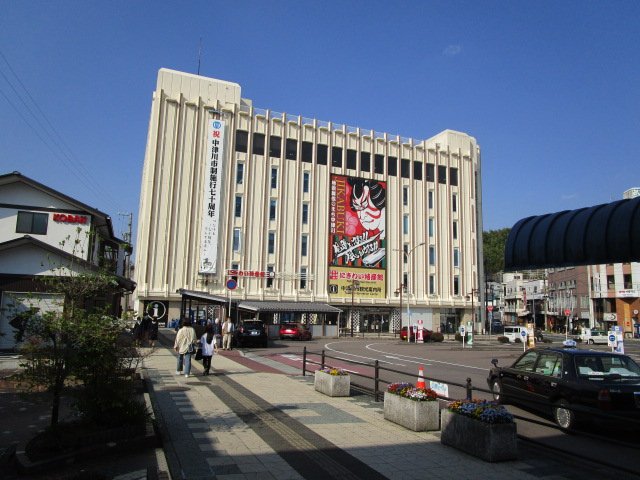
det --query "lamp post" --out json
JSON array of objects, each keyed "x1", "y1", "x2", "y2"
[
  {"x1": 395, "y1": 242, "x2": 425, "y2": 342},
  {"x1": 466, "y1": 289, "x2": 478, "y2": 334},
  {"x1": 349, "y1": 278, "x2": 360, "y2": 338}
]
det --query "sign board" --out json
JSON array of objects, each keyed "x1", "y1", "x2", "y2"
[
  {"x1": 564, "y1": 309, "x2": 571, "y2": 316},
  {"x1": 429, "y1": 381, "x2": 449, "y2": 398},
  {"x1": 608, "y1": 332, "x2": 617, "y2": 348},
  {"x1": 226, "y1": 279, "x2": 237, "y2": 290},
  {"x1": 459, "y1": 326, "x2": 466, "y2": 335},
  {"x1": 417, "y1": 319, "x2": 424, "y2": 343},
  {"x1": 487, "y1": 305, "x2": 494, "y2": 312}
]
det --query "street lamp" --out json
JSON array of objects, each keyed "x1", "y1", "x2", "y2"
[
  {"x1": 349, "y1": 278, "x2": 360, "y2": 338},
  {"x1": 466, "y1": 289, "x2": 478, "y2": 334},
  {"x1": 395, "y1": 242, "x2": 425, "y2": 342}
]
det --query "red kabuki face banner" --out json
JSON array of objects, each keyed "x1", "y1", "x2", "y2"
[{"x1": 328, "y1": 175, "x2": 387, "y2": 299}]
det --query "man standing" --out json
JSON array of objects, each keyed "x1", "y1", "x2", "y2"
[{"x1": 222, "y1": 317, "x2": 234, "y2": 350}]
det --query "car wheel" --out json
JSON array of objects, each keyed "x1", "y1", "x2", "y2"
[
  {"x1": 553, "y1": 400, "x2": 576, "y2": 430},
  {"x1": 491, "y1": 379, "x2": 504, "y2": 404},
  {"x1": 588, "y1": 339, "x2": 594, "y2": 345}
]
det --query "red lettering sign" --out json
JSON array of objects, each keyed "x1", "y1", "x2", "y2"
[{"x1": 53, "y1": 213, "x2": 88, "y2": 224}]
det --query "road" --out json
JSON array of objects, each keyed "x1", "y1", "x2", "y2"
[{"x1": 243, "y1": 335, "x2": 640, "y2": 477}]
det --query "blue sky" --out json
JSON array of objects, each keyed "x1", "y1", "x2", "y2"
[{"x1": 1, "y1": 1, "x2": 639, "y2": 241}]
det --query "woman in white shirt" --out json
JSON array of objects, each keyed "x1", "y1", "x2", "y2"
[{"x1": 200, "y1": 323, "x2": 218, "y2": 375}]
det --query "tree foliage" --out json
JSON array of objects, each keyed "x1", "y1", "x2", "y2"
[{"x1": 483, "y1": 228, "x2": 511, "y2": 278}]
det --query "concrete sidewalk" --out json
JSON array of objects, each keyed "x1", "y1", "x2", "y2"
[{"x1": 142, "y1": 335, "x2": 622, "y2": 480}]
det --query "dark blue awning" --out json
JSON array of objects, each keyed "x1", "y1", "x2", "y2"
[{"x1": 504, "y1": 196, "x2": 640, "y2": 270}]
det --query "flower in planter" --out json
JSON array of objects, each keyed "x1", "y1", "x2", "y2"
[
  {"x1": 320, "y1": 367, "x2": 349, "y2": 376},
  {"x1": 447, "y1": 399, "x2": 514, "y2": 424},
  {"x1": 387, "y1": 382, "x2": 438, "y2": 402}
]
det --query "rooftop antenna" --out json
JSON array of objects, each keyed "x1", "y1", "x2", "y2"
[{"x1": 197, "y1": 37, "x2": 202, "y2": 75}]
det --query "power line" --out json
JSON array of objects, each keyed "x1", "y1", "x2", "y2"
[{"x1": 0, "y1": 49, "x2": 126, "y2": 213}]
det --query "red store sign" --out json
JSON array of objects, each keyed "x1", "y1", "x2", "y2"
[{"x1": 52, "y1": 213, "x2": 88, "y2": 224}]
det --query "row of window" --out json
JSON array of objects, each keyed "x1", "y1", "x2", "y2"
[
  {"x1": 16, "y1": 211, "x2": 48, "y2": 235},
  {"x1": 235, "y1": 130, "x2": 459, "y2": 184}
]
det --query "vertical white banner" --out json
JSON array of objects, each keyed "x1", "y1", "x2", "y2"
[{"x1": 199, "y1": 119, "x2": 226, "y2": 274}]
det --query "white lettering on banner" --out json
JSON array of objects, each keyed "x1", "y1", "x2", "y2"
[{"x1": 199, "y1": 119, "x2": 226, "y2": 274}]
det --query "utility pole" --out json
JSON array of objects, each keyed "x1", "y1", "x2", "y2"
[{"x1": 118, "y1": 212, "x2": 133, "y2": 314}]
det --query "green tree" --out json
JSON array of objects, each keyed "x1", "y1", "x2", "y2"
[{"x1": 483, "y1": 228, "x2": 511, "y2": 278}]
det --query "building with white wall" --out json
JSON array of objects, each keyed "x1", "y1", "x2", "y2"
[
  {"x1": 0, "y1": 172, "x2": 134, "y2": 349},
  {"x1": 134, "y1": 69, "x2": 483, "y2": 334}
]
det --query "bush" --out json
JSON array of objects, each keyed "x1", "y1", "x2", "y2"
[
  {"x1": 430, "y1": 332, "x2": 444, "y2": 342},
  {"x1": 497, "y1": 336, "x2": 509, "y2": 343},
  {"x1": 454, "y1": 332, "x2": 463, "y2": 342}
]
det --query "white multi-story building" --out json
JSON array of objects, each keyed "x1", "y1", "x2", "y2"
[
  {"x1": 0, "y1": 172, "x2": 133, "y2": 350},
  {"x1": 134, "y1": 69, "x2": 483, "y2": 334}
]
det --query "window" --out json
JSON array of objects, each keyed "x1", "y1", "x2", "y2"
[
  {"x1": 317, "y1": 144, "x2": 328, "y2": 165},
  {"x1": 428, "y1": 217, "x2": 434, "y2": 238},
  {"x1": 374, "y1": 154, "x2": 385, "y2": 174},
  {"x1": 403, "y1": 244, "x2": 409, "y2": 264},
  {"x1": 286, "y1": 138, "x2": 297, "y2": 160},
  {"x1": 233, "y1": 228, "x2": 242, "y2": 252},
  {"x1": 403, "y1": 187, "x2": 408, "y2": 206},
  {"x1": 301, "y1": 234, "x2": 308, "y2": 256},
  {"x1": 428, "y1": 191, "x2": 434, "y2": 209},
  {"x1": 269, "y1": 135, "x2": 281, "y2": 158},
  {"x1": 403, "y1": 215, "x2": 409, "y2": 234},
  {"x1": 453, "y1": 248, "x2": 459, "y2": 268},
  {"x1": 360, "y1": 152, "x2": 370, "y2": 172},
  {"x1": 413, "y1": 161, "x2": 423, "y2": 180},
  {"x1": 331, "y1": 146, "x2": 343, "y2": 168},
  {"x1": 429, "y1": 275, "x2": 436, "y2": 295},
  {"x1": 346, "y1": 149, "x2": 357, "y2": 169},
  {"x1": 450, "y1": 167, "x2": 458, "y2": 186},
  {"x1": 452, "y1": 193, "x2": 457, "y2": 212},
  {"x1": 303, "y1": 172, "x2": 310, "y2": 193},
  {"x1": 252, "y1": 133, "x2": 265, "y2": 155},
  {"x1": 302, "y1": 203, "x2": 309, "y2": 224},
  {"x1": 624, "y1": 274, "x2": 632, "y2": 289},
  {"x1": 426, "y1": 163, "x2": 435, "y2": 182},
  {"x1": 300, "y1": 267, "x2": 307, "y2": 290},
  {"x1": 387, "y1": 156, "x2": 397, "y2": 176},
  {"x1": 266, "y1": 265, "x2": 274, "y2": 288},
  {"x1": 234, "y1": 196, "x2": 242, "y2": 218},
  {"x1": 235, "y1": 130, "x2": 248, "y2": 153},
  {"x1": 268, "y1": 232, "x2": 275, "y2": 254},
  {"x1": 429, "y1": 246, "x2": 436, "y2": 265},
  {"x1": 301, "y1": 141, "x2": 313, "y2": 163},
  {"x1": 607, "y1": 275, "x2": 615, "y2": 290},
  {"x1": 16, "y1": 211, "x2": 48, "y2": 235},
  {"x1": 269, "y1": 199, "x2": 277, "y2": 221},
  {"x1": 236, "y1": 163, "x2": 244, "y2": 185},
  {"x1": 271, "y1": 168, "x2": 278, "y2": 189},
  {"x1": 452, "y1": 221, "x2": 458, "y2": 240},
  {"x1": 453, "y1": 275, "x2": 459, "y2": 296},
  {"x1": 438, "y1": 165, "x2": 447, "y2": 184},
  {"x1": 401, "y1": 158, "x2": 410, "y2": 178},
  {"x1": 513, "y1": 351, "x2": 537, "y2": 372}
]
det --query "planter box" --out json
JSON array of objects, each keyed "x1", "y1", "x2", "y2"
[
  {"x1": 314, "y1": 371, "x2": 350, "y2": 397},
  {"x1": 440, "y1": 410, "x2": 517, "y2": 462},
  {"x1": 383, "y1": 392, "x2": 440, "y2": 431}
]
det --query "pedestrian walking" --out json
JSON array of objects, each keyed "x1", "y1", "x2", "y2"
[
  {"x1": 213, "y1": 317, "x2": 222, "y2": 348},
  {"x1": 174, "y1": 318, "x2": 197, "y2": 377},
  {"x1": 132, "y1": 316, "x2": 143, "y2": 346},
  {"x1": 140, "y1": 314, "x2": 152, "y2": 346},
  {"x1": 200, "y1": 323, "x2": 218, "y2": 375},
  {"x1": 148, "y1": 316, "x2": 159, "y2": 348},
  {"x1": 222, "y1": 317, "x2": 234, "y2": 350}
]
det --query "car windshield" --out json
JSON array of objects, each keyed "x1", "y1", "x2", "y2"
[
  {"x1": 574, "y1": 355, "x2": 640, "y2": 378},
  {"x1": 244, "y1": 322, "x2": 263, "y2": 329}
]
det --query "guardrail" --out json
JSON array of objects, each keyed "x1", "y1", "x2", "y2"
[{"x1": 301, "y1": 347, "x2": 479, "y2": 402}]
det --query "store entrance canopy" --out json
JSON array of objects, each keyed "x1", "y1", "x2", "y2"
[
  {"x1": 504, "y1": 196, "x2": 640, "y2": 270},
  {"x1": 237, "y1": 301, "x2": 342, "y2": 314}
]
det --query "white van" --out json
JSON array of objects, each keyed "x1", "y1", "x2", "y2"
[
  {"x1": 578, "y1": 328, "x2": 608, "y2": 345},
  {"x1": 503, "y1": 326, "x2": 528, "y2": 343}
]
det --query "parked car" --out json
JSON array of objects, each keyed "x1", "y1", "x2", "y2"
[
  {"x1": 489, "y1": 321, "x2": 504, "y2": 334},
  {"x1": 279, "y1": 323, "x2": 312, "y2": 341},
  {"x1": 578, "y1": 328, "x2": 608, "y2": 345},
  {"x1": 399, "y1": 326, "x2": 433, "y2": 342},
  {"x1": 487, "y1": 347, "x2": 640, "y2": 430},
  {"x1": 234, "y1": 320, "x2": 268, "y2": 348}
]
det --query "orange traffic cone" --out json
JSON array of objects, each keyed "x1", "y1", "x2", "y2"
[{"x1": 416, "y1": 366, "x2": 426, "y2": 389}]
